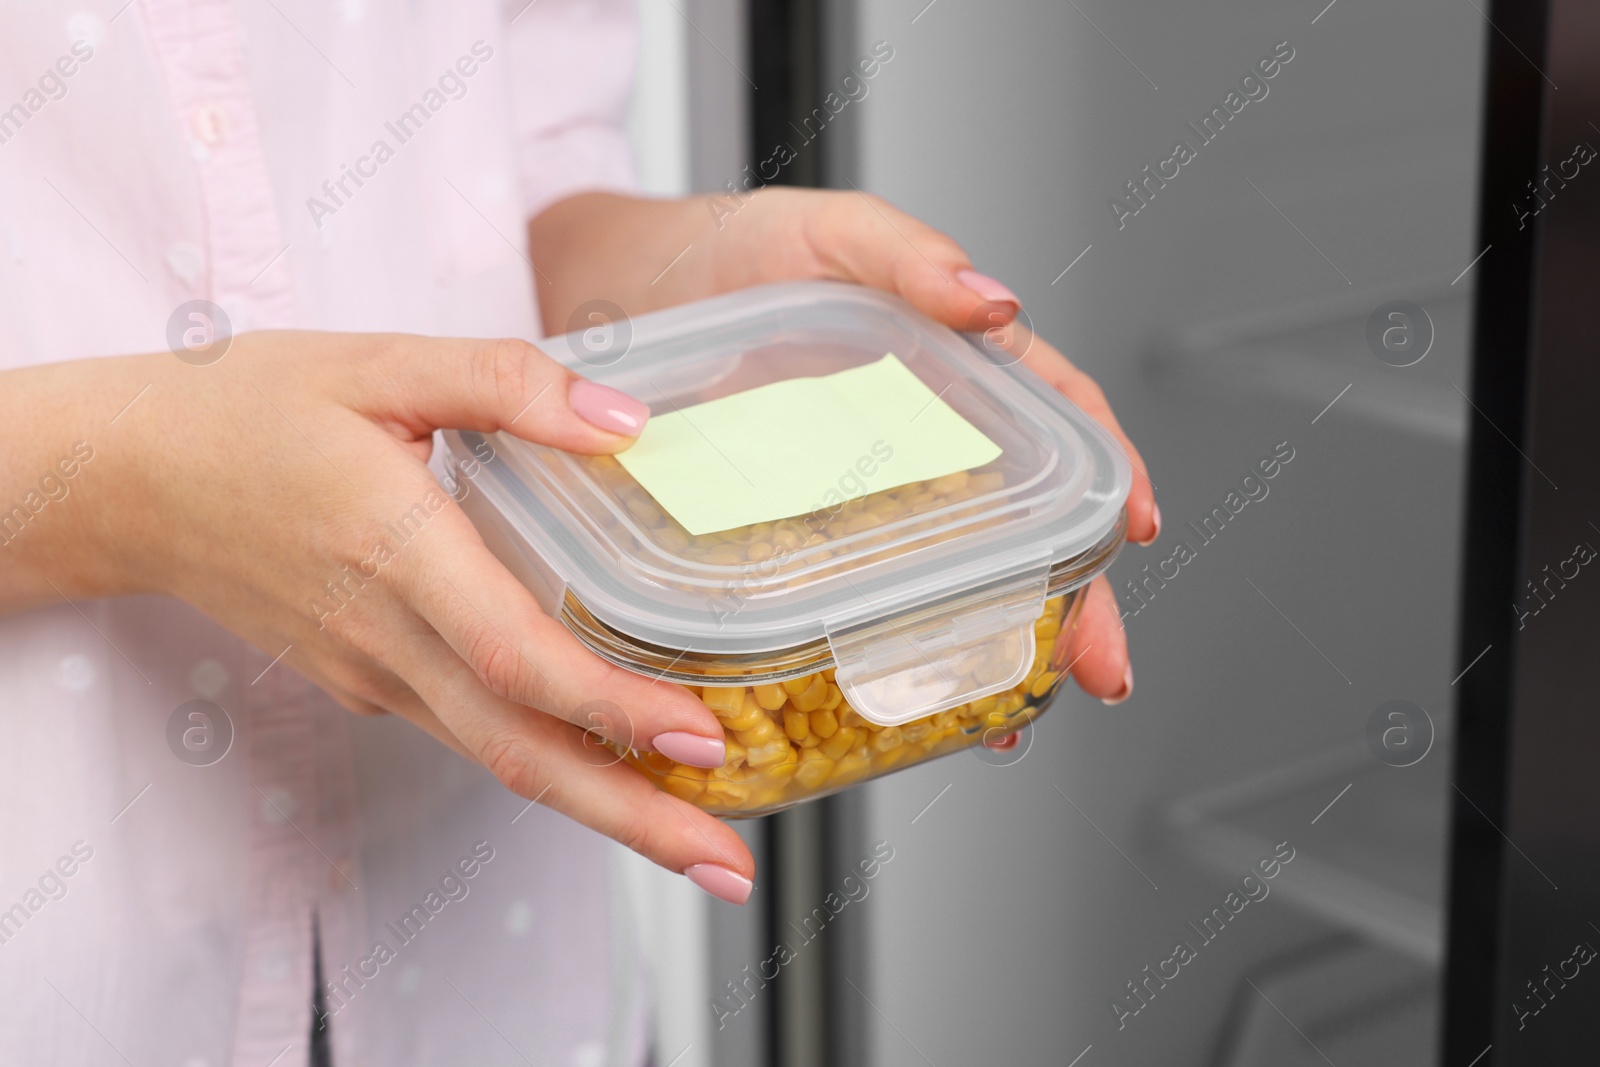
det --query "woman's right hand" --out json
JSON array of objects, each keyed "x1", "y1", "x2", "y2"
[{"x1": 0, "y1": 332, "x2": 756, "y2": 903}]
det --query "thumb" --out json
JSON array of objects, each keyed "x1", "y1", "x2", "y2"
[
  {"x1": 802, "y1": 189, "x2": 1022, "y2": 334},
  {"x1": 352, "y1": 334, "x2": 650, "y2": 454}
]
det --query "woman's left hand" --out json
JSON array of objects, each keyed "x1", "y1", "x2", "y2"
[{"x1": 529, "y1": 187, "x2": 1157, "y2": 703}]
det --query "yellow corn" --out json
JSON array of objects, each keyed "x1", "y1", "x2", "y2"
[
  {"x1": 720, "y1": 695, "x2": 765, "y2": 732},
  {"x1": 744, "y1": 738, "x2": 791, "y2": 768},
  {"x1": 704, "y1": 780, "x2": 751, "y2": 804},
  {"x1": 622, "y1": 493, "x2": 1090, "y2": 813},
  {"x1": 820, "y1": 726, "x2": 857, "y2": 760},
  {"x1": 792, "y1": 675, "x2": 830, "y2": 712},
  {"x1": 795, "y1": 749, "x2": 833, "y2": 789},
  {"x1": 783, "y1": 709, "x2": 810, "y2": 742},
  {"x1": 736, "y1": 716, "x2": 781, "y2": 748},
  {"x1": 781, "y1": 673, "x2": 818, "y2": 696},
  {"x1": 753, "y1": 684, "x2": 789, "y2": 711},
  {"x1": 701, "y1": 686, "x2": 745, "y2": 716},
  {"x1": 712, "y1": 738, "x2": 747, "y2": 778},
  {"x1": 969, "y1": 471, "x2": 1005, "y2": 494}
]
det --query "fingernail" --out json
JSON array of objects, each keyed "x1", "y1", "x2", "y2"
[
  {"x1": 569, "y1": 379, "x2": 650, "y2": 436},
  {"x1": 983, "y1": 729, "x2": 1022, "y2": 752},
  {"x1": 957, "y1": 269, "x2": 1020, "y2": 308},
  {"x1": 652, "y1": 731, "x2": 726, "y2": 769},
  {"x1": 684, "y1": 863, "x2": 753, "y2": 905},
  {"x1": 1102, "y1": 663, "x2": 1133, "y2": 706},
  {"x1": 1136, "y1": 503, "x2": 1162, "y2": 546}
]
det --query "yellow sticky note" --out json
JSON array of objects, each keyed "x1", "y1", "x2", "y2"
[{"x1": 616, "y1": 353, "x2": 1002, "y2": 536}]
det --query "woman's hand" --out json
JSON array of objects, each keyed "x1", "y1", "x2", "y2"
[
  {"x1": 530, "y1": 188, "x2": 1157, "y2": 703},
  {"x1": 0, "y1": 335, "x2": 755, "y2": 902}
]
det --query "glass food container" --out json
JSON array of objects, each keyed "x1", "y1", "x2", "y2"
[{"x1": 443, "y1": 281, "x2": 1131, "y2": 817}]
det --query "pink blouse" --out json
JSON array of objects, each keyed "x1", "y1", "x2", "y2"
[{"x1": 0, "y1": 2, "x2": 650, "y2": 1065}]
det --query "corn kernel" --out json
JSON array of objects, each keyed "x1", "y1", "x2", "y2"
[
  {"x1": 713, "y1": 739, "x2": 748, "y2": 779},
  {"x1": 798, "y1": 731, "x2": 822, "y2": 748},
  {"x1": 1030, "y1": 671, "x2": 1060, "y2": 699},
  {"x1": 996, "y1": 692, "x2": 1027, "y2": 716},
  {"x1": 872, "y1": 727, "x2": 903, "y2": 753},
  {"x1": 810, "y1": 709, "x2": 839, "y2": 738},
  {"x1": 931, "y1": 471, "x2": 969, "y2": 495},
  {"x1": 795, "y1": 749, "x2": 832, "y2": 789},
  {"x1": 820, "y1": 683, "x2": 845, "y2": 712},
  {"x1": 830, "y1": 751, "x2": 872, "y2": 783},
  {"x1": 702, "y1": 686, "x2": 745, "y2": 715},
  {"x1": 792, "y1": 675, "x2": 830, "y2": 712},
  {"x1": 625, "y1": 496, "x2": 660, "y2": 523},
  {"x1": 704, "y1": 780, "x2": 751, "y2": 804},
  {"x1": 736, "y1": 717, "x2": 781, "y2": 748},
  {"x1": 820, "y1": 726, "x2": 857, "y2": 760},
  {"x1": 781, "y1": 675, "x2": 815, "y2": 696},
  {"x1": 721, "y1": 695, "x2": 765, "y2": 732},
  {"x1": 744, "y1": 738, "x2": 792, "y2": 768},
  {"x1": 753, "y1": 684, "x2": 789, "y2": 711},
  {"x1": 784, "y1": 709, "x2": 811, "y2": 742},
  {"x1": 639, "y1": 751, "x2": 676, "y2": 774},
  {"x1": 873, "y1": 747, "x2": 911, "y2": 771},
  {"x1": 969, "y1": 472, "x2": 1005, "y2": 494}
]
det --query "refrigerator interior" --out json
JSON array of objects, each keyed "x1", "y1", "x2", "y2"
[{"x1": 826, "y1": 0, "x2": 1486, "y2": 1063}]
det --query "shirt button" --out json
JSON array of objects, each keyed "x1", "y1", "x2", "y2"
[{"x1": 191, "y1": 103, "x2": 231, "y2": 147}]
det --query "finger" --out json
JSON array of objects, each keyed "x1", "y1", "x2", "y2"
[
  {"x1": 1062, "y1": 576, "x2": 1132, "y2": 703},
  {"x1": 1001, "y1": 323, "x2": 1159, "y2": 546},
  {"x1": 376, "y1": 496, "x2": 728, "y2": 767},
  {"x1": 795, "y1": 189, "x2": 1021, "y2": 334},
  {"x1": 396, "y1": 633, "x2": 755, "y2": 893},
  {"x1": 341, "y1": 333, "x2": 652, "y2": 454}
]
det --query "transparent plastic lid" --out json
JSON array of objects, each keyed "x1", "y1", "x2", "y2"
[{"x1": 444, "y1": 281, "x2": 1131, "y2": 724}]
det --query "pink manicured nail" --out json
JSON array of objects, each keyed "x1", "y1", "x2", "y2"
[
  {"x1": 1102, "y1": 664, "x2": 1134, "y2": 706},
  {"x1": 983, "y1": 730, "x2": 1022, "y2": 752},
  {"x1": 957, "y1": 269, "x2": 1020, "y2": 307},
  {"x1": 685, "y1": 863, "x2": 753, "y2": 905},
  {"x1": 569, "y1": 379, "x2": 650, "y2": 436},
  {"x1": 653, "y1": 731, "x2": 726, "y2": 769},
  {"x1": 1136, "y1": 503, "x2": 1162, "y2": 546}
]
